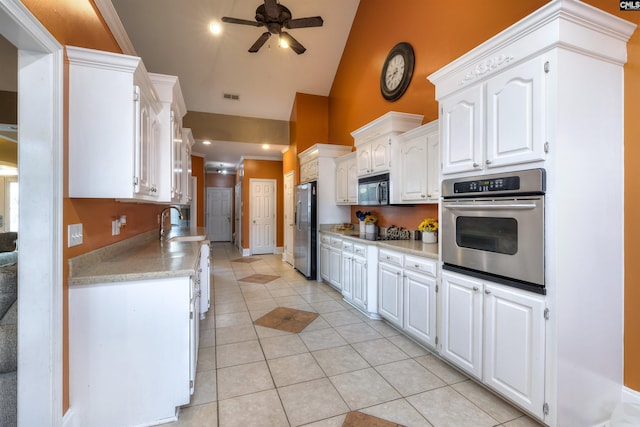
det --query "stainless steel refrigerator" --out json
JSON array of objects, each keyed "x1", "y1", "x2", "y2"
[{"x1": 294, "y1": 181, "x2": 317, "y2": 279}]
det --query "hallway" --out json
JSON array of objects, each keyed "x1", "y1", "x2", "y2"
[{"x1": 168, "y1": 242, "x2": 541, "y2": 426}]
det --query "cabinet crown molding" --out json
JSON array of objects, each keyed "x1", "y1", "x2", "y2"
[{"x1": 351, "y1": 111, "x2": 423, "y2": 146}]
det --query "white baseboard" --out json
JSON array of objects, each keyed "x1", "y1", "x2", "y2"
[
  {"x1": 275, "y1": 246, "x2": 283, "y2": 254},
  {"x1": 241, "y1": 248, "x2": 251, "y2": 256},
  {"x1": 622, "y1": 386, "x2": 640, "y2": 404}
]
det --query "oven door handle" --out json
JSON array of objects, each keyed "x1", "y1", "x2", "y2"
[{"x1": 443, "y1": 202, "x2": 538, "y2": 210}]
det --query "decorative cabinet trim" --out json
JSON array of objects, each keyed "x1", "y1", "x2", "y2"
[{"x1": 460, "y1": 54, "x2": 515, "y2": 86}]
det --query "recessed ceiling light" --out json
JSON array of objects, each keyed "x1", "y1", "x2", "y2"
[
  {"x1": 202, "y1": 140, "x2": 212, "y2": 145},
  {"x1": 262, "y1": 144, "x2": 270, "y2": 150},
  {"x1": 209, "y1": 22, "x2": 222, "y2": 35}
]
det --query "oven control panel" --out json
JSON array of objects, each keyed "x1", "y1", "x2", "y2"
[{"x1": 454, "y1": 176, "x2": 520, "y2": 194}]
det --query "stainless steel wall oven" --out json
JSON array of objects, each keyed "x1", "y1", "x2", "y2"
[{"x1": 441, "y1": 168, "x2": 546, "y2": 294}]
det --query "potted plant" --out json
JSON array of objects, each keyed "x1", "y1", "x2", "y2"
[{"x1": 418, "y1": 218, "x2": 438, "y2": 243}]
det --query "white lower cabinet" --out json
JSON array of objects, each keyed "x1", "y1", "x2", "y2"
[
  {"x1": 69, "y1": 275, "x2": 198, "y2": 427},
  {"x1": 328, "y1": 237, "x2": 343, "y2": 291},
  {"x1": 378, "y1": 249, "x2": 437, "y2": 349},
  {"x1": 404, "y1": 270, "x2": 437, "y2": 348},
  {"x1": 378, "y1": 258, "x2": 403, "y2": 328},
  {"x1": 441, "y1": 270, "x2": 546, "y2": 418},
  {"x1": 320, "y1": 237, "x2": 330, "y2": 282}
]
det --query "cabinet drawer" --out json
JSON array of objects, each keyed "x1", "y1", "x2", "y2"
[
  {"x1": 404, "y1": 255, "x2": 437, "y2": 277},
  {"x1": 330, "y1": 237, "x2": 343, "y2": 248},
  {"x1": 379, "y1": 249, "x2": 403, "y2": 266},
  {"x1": 353, "y1": 243, "x2": 367, "y2": 256},
  {"x1": 320, "y1": 234, "x2": 331, "y2": 245},
  {"x1": 342, "y1": 241, "x2": 354, "y2": 252}
]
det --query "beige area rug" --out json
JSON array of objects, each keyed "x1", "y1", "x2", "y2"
[
  {"x1": 232, "y1": 257, "x2": 261, "y2": 263},
  {"x1": 238, "y1": 274, "x2": 280, "y2": 284},
  {"x1": 342, "y1": 411, "x2": 406, "y2": 427},
  {"x1": 253, "y1": 307, "x2": 320, "y2": 333}
]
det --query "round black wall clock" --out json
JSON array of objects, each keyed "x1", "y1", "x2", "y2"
[{"x1": 380, "y1": 42, "x2": 415, "y2": 102}]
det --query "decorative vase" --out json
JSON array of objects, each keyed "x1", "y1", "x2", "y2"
[
  {"x1": 359, "y1": 220, "x2": 365, "y2": 235},
  {"x1": 422, "y1": 231, "x2": 437, "y2": 244}
]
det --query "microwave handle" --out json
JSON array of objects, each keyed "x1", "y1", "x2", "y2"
[
  {"x1": 376, "y1": 183, "x2": 381, "y2": 204},
  {"x1": 443, "y1": 202, "x2": 538, "y2": 210}
]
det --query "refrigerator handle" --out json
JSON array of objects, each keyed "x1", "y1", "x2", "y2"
[{"x1": 295, "y1": 200, "x2": 301, "y2": 230}]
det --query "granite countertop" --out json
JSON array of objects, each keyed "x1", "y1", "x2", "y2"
[
  {"x1": 69, "y1": 227, "x2": 209, "y2": 286},
  {"x1": 321, "y1": 229, "x2": 438, "y2": 260}
]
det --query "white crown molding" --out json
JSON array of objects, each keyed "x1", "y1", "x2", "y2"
[{"x1": 93, "y1": 0, "x2": 137, "y2": 55}]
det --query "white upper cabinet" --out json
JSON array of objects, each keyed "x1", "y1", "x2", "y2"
[
  {"x1": 395, "y1": 120, "x2": 440, "y2": 204},
  {"x1": 436, "y1": 51, "x2": 547, "y2": 176},
  {"x1": 181, "y1": 128, "x2": 194, "y2": 205},
  {"x1": 351, "y1": 112, "x2": 423, "y2": 178},
  {"x1": 149, "y1": 73, "x2": 187, "y2": 204},
  {"x1": 335, "y1": 152, "x2": 357, "y2": 204},
  {"x1": 68, "y1": 46, "x2": 163, "y2": 200}
]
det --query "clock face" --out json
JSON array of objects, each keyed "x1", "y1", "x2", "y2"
[
  {"x1": 380, "y1": 42, "x2": 414, "y2": 102},
  {"x1": 385, "y1": 54, "x2": 405, "y2": 91}
]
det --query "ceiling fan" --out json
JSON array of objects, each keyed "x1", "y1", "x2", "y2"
[{"x1": 221, "y1": 0, "x2": 323, "y2": 54}]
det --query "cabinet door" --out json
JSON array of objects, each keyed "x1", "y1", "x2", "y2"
[
  {"x1": 441, "y1": 271, "x2": 483, "y2": 379},
  {"x1": 357, "y1": 143, "x2": 372, "y2": 176},
  {"x1": 329, "y1": 247, "x2": 342, "y2": 290},
  {"x1": 378, "y1": 262, "x2": 403, "y2": 328},
  {"x1": 370, "y1": 136, "x2": 391, "y2": 173},
  {"x1": 320, "y1": 244, "x2": 330, "y2": 282},
  {"x1": 486, "y1": 57, "x2": 546, "y2": 169},
  {"x1": 341, "y1": 253, "x2": 353, "y2": 299},
  {"x1": 440, "y1": 85, "x2": 484, "y2": 175},
  {"x1": 483, "y1": 283, "x2": 545, "y2": 418},
  {"x1": 404, "y1": 271, "x2": 437, "y2": 348},
  {"x1": 400, "y1": 136, "x2": 428, "y2": 201},
  {"x1": 171, "y1": 111, "x2": 183, "y2": 201},
  {"x1": 346, "y1": 157, "x2": 359, "y2": 203},
  {"x1": 181, "y1": 140, "x2": 192, "y2": 204},
  {"x1": 426, "y1": 131, "x2": 441, "y2": 200},
  {"x1": 335, "y1": 160, "x2": 348, "y2": 204},
  {"x1": 352, "y1": 255, "x2": 367, "y2": 310},
  {"x1": 135, "y1": 85, "x2": 153, "y2": 196}
]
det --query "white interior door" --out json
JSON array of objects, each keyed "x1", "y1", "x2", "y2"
[
  {"x1": 206, "y1": 187, "x2": 232, "y2": 242},
  {"x1": 283, "y1": 171, "x2": 294, "y2": 264},
  {"x1": 250, "y1": 179, "x2": 275, "y2": 255}
]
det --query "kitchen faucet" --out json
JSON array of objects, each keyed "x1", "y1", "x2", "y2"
[{"x1": 159, "y1": 206, "x2": 184, "y2": 240}]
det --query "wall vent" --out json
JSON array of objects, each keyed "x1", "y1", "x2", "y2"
[{"x1": 223, "y1": 93, "x2": 240, "y2": 100}]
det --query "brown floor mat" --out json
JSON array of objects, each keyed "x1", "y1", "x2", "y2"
[
  {"x1": 253, "y1": 307, "x2": 320, "y2": 333},
  {"x1": 238, "y1": 274, "x2": 280, "y2": 284},
  {"x1": 342, "y1": 411, "x2": 406, "y2": 427}
]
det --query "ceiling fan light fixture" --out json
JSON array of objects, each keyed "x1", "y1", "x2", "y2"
[
  {"x1": 279, "y1": 36, "x2": 289, "y2": 49},
  {"x1": 209, "y1": 22, "x2": 222, "y2": 35}
]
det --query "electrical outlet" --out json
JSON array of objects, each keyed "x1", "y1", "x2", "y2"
[
  {"x1": 68, "y1": 223, "x2": 83, "y2": 247},
  {"x1": 111, "y1": 220, "x2": 121, "y2": 236}
]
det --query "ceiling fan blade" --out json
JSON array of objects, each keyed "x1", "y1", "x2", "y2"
[
  {"x1": 221, "y1": 16, "x2": 262, "y2": 27},
  {"x1": 264, "y1": 0, "x2": 279, "y2": 18},
  {"x1": 249, "y1": 32, "x2": 271, "y2": 53},
  {"x1": 280, "y1": 32, "x2": 306, "y2": 55},
  {"x1": 284, "y1": 16, "x2": 324, "y2": 29}
]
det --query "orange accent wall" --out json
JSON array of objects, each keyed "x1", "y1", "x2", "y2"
[
  {"x1": 205, "y1": 172, "x2": 235, "y2": 188},
  {"x1": 242, "y1": 159, "x2": 284, "y2": 250}
]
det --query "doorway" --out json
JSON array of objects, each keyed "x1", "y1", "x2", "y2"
[
  {"x1": 206, "y1": 187, "x2": 232, "y2": 242},
  {"x1": 1, "y1": 1, "x2": 64, "y2": 425},
  {"x1": 283, "y1": 171, "x2": 294, "y2": 265},
  {"x1": 249, "y1": 178, "x2": 276, "y2": 255},
  {"x1": 234, "y1": 182, "x2": 241, "y2": 250}
]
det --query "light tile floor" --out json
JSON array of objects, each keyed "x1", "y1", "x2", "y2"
[{"x1": 166, "y1": 242, "x2": 543, "y2": 427}]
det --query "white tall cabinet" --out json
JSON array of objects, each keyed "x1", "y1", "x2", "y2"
[
  {"x1": 429, "y1": 1, "x2": 635, "y2": 425},
  {"x1": 396, "y1": 120, "x2": 440, "y2": 203}
]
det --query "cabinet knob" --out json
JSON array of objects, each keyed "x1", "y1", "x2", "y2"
[
  {"x1": 414, "y1": 264, "x2": 420, "y2": 268},
  {"x1": 421, "y1": 194, "x2": 426, "y2": 198},
  {"x1": 472, "y1": 163, "x2": 479, "y2": 168},
  {"x1": 485, "y1": 289, "x2": 492, "y2": 295},
  {"x1": 473, "y1": 286, "x2": 479, "y2": 291},
  {"x1": 485, "y1": 160, "x2": 492, "y2": 165},
  {"x1": 427, "y1": 194, "x2": 432, "y2": 198}
]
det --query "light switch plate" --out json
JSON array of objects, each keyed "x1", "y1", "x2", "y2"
[{"x1": 68, "y1": 223, "x2": 83, "y2": 247}]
